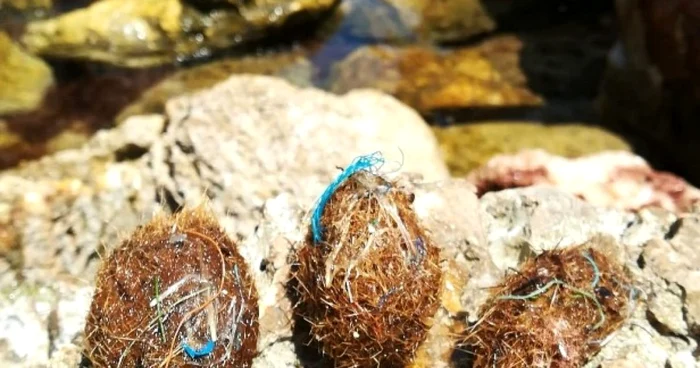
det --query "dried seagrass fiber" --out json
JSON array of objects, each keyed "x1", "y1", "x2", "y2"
[
  {"x1": 292, "y1": 153, "x2": 443, "y2": 368},
  {"x1": 84, "y1": 206, "x2": 259, "y2": 368},
  {"x1": 462, "y1": 242, "x2": 634, "y2": 368}
]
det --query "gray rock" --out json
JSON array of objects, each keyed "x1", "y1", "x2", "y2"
[
  {"x1": 479, "y1": 187, "x2": 632, "y2": 271},
  {"x1": 643, "y1": 215, "x2": 700, "y2": 337},
  {"x1": 647, "y1": 284, "x2": 687, "y2": 336}
]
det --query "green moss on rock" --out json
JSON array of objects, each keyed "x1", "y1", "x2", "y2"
[{"x1": 433, "y1": 122, "x2": 631, "y2": 176}]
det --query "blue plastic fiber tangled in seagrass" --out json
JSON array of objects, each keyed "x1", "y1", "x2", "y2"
[
  {"x1": 311, "y1": 152, "x2": 385, "y2": 243},
  {"x1": 183, "y1": 340, "x2": 215, "y2": 358}
]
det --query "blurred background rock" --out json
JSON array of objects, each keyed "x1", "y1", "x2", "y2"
[{"x1": 0, "y1": 0, "x2": 697, "y2": 185}]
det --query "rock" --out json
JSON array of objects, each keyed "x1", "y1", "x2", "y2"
[
  {"x1": 647, "y1": 284, "x2": 688, "y2": 336},
  {"x1": 329, "y1": 39, "x2": 542, "y2": 115},
  {"x1": 599, "y1": 0, "x2": 700, "y2": 186},
  {"x1": 336, "y1": 0, "x2": 613, "y2": 45},
  {"x1": 0, "y1": 0, "x2": 51, "y2": 14},
  {"x1": 643, "y1": 215, "x2": 700, "y2": 336},
  {"x1": 433, "y1": 122, "x2": 631, "y2": 176},
  {"x1": 467, "y1": 149, "x2": 700, "y2": 214},
  {"x1": 1, "y1": 75, "x2": 697, "y2": 367},
  {"x1": 150, "y1": 75, "x2": 450, "y2": 238},
  {"x1": 479, "y1": 187, "x2": 630, "y2": 271},
  {"x1": 0, "y1": 282, "x2": 92, "y2": 368},
  {"x1": 21, "y1": 0, "x2": 338, "y2": 67},
  {"x1": 408, "y1": 177, "x2": 496, "y2": 318},
  {"x1": 0, "y1": 115, "x2": 164, "y2": 288},
  {"x1": 0, "y1": 32, "x2": 53, "y2": 115},
  {"x1": 0, "y1": 121, "x2": 23, "y2": 151},
  {"x1": 116, "y1": 51, "x2": 314, "y2": 123},
  {"x1": 479, "y1": 187, "x2": 697, "y2": 368},
  {"x1": 339, "y1": 0, "x2": 496, "y2": 43}
]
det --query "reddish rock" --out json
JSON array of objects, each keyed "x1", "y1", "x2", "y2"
[
  {"x1": 467, "y1": 149, "x2": 700, "y2": 213},
  {"x1": 473, "y1": 167, "x2": 548, "y2": 196}
]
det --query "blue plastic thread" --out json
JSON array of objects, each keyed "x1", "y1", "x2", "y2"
[
  {"x1": 311, "y1": 152, "x2": 385, "y2": 243},
  {"x1": 183, "y1": 340, "x2": 215, "y2": 358}
]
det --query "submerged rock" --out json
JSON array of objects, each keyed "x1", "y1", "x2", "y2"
[
  {"x1": 329, "y1": 39, "x2": 542, "y2": 115},
  {"x1": 337, "y1": 0, "x2": 613, "y2": 44},
  {"x1": 0, "y1": 0, "x2": 51, "y2": 15},
  {"x1": 339, "y1": 0, "x2": 496, "y2": 43},
  {"x1": 433, "y1": 122, "x2": 630, "y2": 176},
  {"x1": 21, "y1": 0, "x2": 338, "y2": 67},
  {"x1": 116, "y1": 51, "x2": 313, "y2": 123},
  {"x1": 0, "y1": 32, "x2": 53, "y2": 115},
  {"x1": 0, "y1": 66, "x2": 168, "y2": 170}
]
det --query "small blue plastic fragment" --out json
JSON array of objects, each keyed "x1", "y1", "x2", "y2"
[
  {"x1": 311, "y1": 152, "x2": 385, "y2": 244},
  {"x1": 183, "y1": 340, "x2": 215, "y2": 358}
]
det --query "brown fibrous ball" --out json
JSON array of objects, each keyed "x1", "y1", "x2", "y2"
[
  {"x1": 462, "y1": 244, "x2": 632, "y2": 368},
  {"x1": 291, "y1": 171, "x2": 443, "y2": 368},
  {"x1": 84, "y1": 206, "x2": 259, "y2": 368}
]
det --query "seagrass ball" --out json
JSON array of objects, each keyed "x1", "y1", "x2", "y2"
[
  {"x1": 292, "y1": 171, "x2": 443, "y2": 367},
  {"x1": 462, "y1": 244, "x2": 632, "y2": 368},
  {"x1": 84, "y1": 206, "x2": 259, "y2": 367}
]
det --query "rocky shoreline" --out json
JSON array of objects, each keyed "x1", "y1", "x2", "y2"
[{"x1": 0, "y1": 76, "x2": 697, "y2": 367}]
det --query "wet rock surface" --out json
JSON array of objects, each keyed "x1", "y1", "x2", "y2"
[
  {"x1": 0, "y1": 77, "x2": 697, "y2": 367},
  {"x1": 0, "y1": 48, "x2": 314, "y2": 170},
  {"x1": 0, "y1": 31, "x2": 53, "y2": 115},
  {"x1": 0, "y1": 0, "x2": 51, "y2": 15},
  {"x1": 20, "y1": 0, "x2": 339, "y2": 67},
  {"x1": 0, "y1": 65, "x2": 169, "y2": 170},
  {"x1": 338, "y1": 0, "x2": 496, "y2": 43},
  {"x1": 116, "y1": 50, "x2": 314, "y2": 123},
  {"x1": 329, "y1": 39, "x2": 542, "y2": 115},
  {"x1": 328, "y1": 27, "x2": 613, "y2": 119}
]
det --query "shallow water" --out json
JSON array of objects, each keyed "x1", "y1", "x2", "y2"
[{"x1": 0, "y1": 0, "x2": 673, "y2": 179}]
